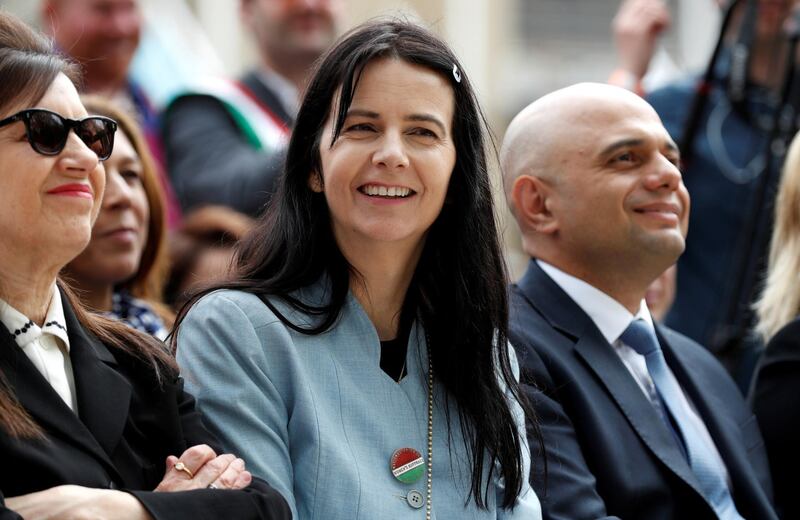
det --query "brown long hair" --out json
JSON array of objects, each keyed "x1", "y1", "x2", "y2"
[
  {"x1": 75, "y1": 95, "x2": 173, "y2": 325},
  {"x1": 0, "y1": 11, "x2": 177, "y2": 438}
]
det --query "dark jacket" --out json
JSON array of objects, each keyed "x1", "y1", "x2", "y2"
[
  {"x1": 163, "y1": 71, "x2": 290, "y2": 217},
  {"x1": 0, "y1": 291, "x2": 291, "y2": 520},
  {"x1": 750, "y1": 317, "x2": 800, "y2": 519},
  {"x1": 509, "y1": 260, "x2": 776, "y2": 520}
]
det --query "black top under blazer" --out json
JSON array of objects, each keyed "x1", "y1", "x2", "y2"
[
  {"x1": 509, "y1": 260, "x2": 777, "y2": 520},
  {"x1": 750, "y1": 317, "x2": 800, "y2": 520},
  {"x1": 0, "y1": 289, "x2": 290, "y2": 520}
]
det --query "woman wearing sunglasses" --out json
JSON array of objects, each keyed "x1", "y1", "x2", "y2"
[
  {"x1": 175, "y1": 20, "x2": 541, "y2": 519},
  {"x1": 0, "y1": 12, "x2": 289, "y2": 520},
  {"x1": 64, "y1": 96, "x2": 172, "y2": 340}
]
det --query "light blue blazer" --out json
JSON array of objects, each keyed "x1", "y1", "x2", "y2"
[{"x1": 176, "y1": 282, "x2": 541, "y2": 520}]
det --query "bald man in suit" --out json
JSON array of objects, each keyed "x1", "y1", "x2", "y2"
[{"x1": 502, "y1": 83, "x2": 776, "y2": 520}]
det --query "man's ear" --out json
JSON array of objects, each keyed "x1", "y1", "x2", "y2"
[
  {"x1": 511, "y1": 174, "x2": 558, "y2": 235},
  {"x1": 308, "y1": 171, "x2": 324, "y2": 193}
]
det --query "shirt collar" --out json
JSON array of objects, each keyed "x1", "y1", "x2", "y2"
[
  {"x1": 256, "y1": 68, "x2": 299, "y2": 118},
  {"x1": 0, "y1": 284, "x2": 70, "y2": 351},
  {"x1": 536, "y1": 259, "x2": 652, "y2": 344}
]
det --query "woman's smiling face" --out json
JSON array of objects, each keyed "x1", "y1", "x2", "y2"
[
  {"x1": 0, "y1": 73, "x2": 105, "y2": 264},
  {"x1": 313, "y1": 57, "x2": 456, "y2": 255}
]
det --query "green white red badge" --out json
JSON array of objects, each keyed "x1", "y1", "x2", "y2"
[{"x1": 390, "y1": 447, "x2": 425, "y2": 484}]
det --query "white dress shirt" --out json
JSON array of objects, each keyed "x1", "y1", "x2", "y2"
[
  {"x1": 0, "y1": 285, "x2": 78, "y2": 412},
  {"x1": 537, "y1": 260, "x2": 730, "y2": 483}
]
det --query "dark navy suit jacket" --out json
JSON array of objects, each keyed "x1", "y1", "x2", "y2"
[{"x1": 509, "y1": 260, "x2": 776, "y2": 520}]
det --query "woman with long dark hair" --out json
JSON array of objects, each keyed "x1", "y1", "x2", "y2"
[
  {"x1": 0, "y1": 11, "x2": 289, "y2": 519},
  {"x1": 175, "y1": 19, "x2": 542, "y2": 519}
]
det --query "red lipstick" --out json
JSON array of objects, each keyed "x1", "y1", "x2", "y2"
[{"x1": 47, "y1": 183, "x2": 94, "y2": 199}]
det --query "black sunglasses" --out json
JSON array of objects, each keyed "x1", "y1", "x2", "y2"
[{"x1": 0, "y1": 108, "x2": 117, "y2": 161}]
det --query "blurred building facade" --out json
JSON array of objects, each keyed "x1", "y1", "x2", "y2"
[{"x1": 2, "y1": 0, "x2": 721, "y2": 277}]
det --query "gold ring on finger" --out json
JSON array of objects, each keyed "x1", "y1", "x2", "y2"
[{"x1": 174, "y1": 461, "x2": 194, "y2": 479}]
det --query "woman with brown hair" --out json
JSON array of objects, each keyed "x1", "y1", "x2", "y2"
[
  {"x1": 0, "y1": 11, "x2": 289, "y2": 520},
  {"x1": 64, "y1": 96, "x2": 172, "y2": 339}
]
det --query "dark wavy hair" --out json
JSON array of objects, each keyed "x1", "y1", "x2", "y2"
[{"x1": 173, "y1": 18, "x2": 540, "y2": 508}]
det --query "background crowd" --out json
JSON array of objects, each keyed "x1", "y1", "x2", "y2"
[{"x1": 2, "y1": 0, "x2": 800, "y2": 519}]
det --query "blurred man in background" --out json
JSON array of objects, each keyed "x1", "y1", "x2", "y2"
[
  {"x1": 43, "y1": 0, "x2": 142, "y2": 106},
  {"x1": 163, "y1": 0, "x2": 345, "y2": 217},
  {"x1": 42, "y1": 0, "x2": 181, "y2": 225}
]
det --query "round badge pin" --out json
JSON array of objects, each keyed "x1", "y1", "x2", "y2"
[{"x1": 390, "y1": 447, "x2": 425, "y2": 484}]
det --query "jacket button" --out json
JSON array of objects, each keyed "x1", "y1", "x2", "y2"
[{"x1": 406, "y1": 490, "x2": 424, "y2": 509}]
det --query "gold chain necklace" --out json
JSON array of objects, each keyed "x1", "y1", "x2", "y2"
[
  {"x1": 425, "y1": 343, "x2": 433, "y2": 520},
  {"x1": 389, "y1": 334, "x2": 434, "y2": 516},
  {"x1": 396, "y1": 359, "x2": 406, "y2": 383}
]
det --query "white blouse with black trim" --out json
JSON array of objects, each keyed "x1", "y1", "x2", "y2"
[{"x1": 0, "y1": 284, "x2": 77, "y2": 412}]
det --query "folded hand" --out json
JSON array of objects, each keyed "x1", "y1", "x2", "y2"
[{"x1": 154, "y1": 443, "x2": 252, "y2": 492}]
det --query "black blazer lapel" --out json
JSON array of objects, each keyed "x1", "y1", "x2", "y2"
[
  {"x1": 515, "y1": 260, "x2": 592, "y2": 340},
  {"x1": 61, "y1": 296, "x2": 132, "y2": 461},
  {"x1": 517, "y1": 260, "x2": 707, "y2": 498},
  {"x1": 572, "y1": 335, "x2": 704, "y2": 494},
  {"x1": 0, "y1": 318, "x2": 122, "y2": 483}
]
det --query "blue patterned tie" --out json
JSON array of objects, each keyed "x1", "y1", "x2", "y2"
[{"x1": 620, "y1": 319, "x2": 744, "y2": 520}]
